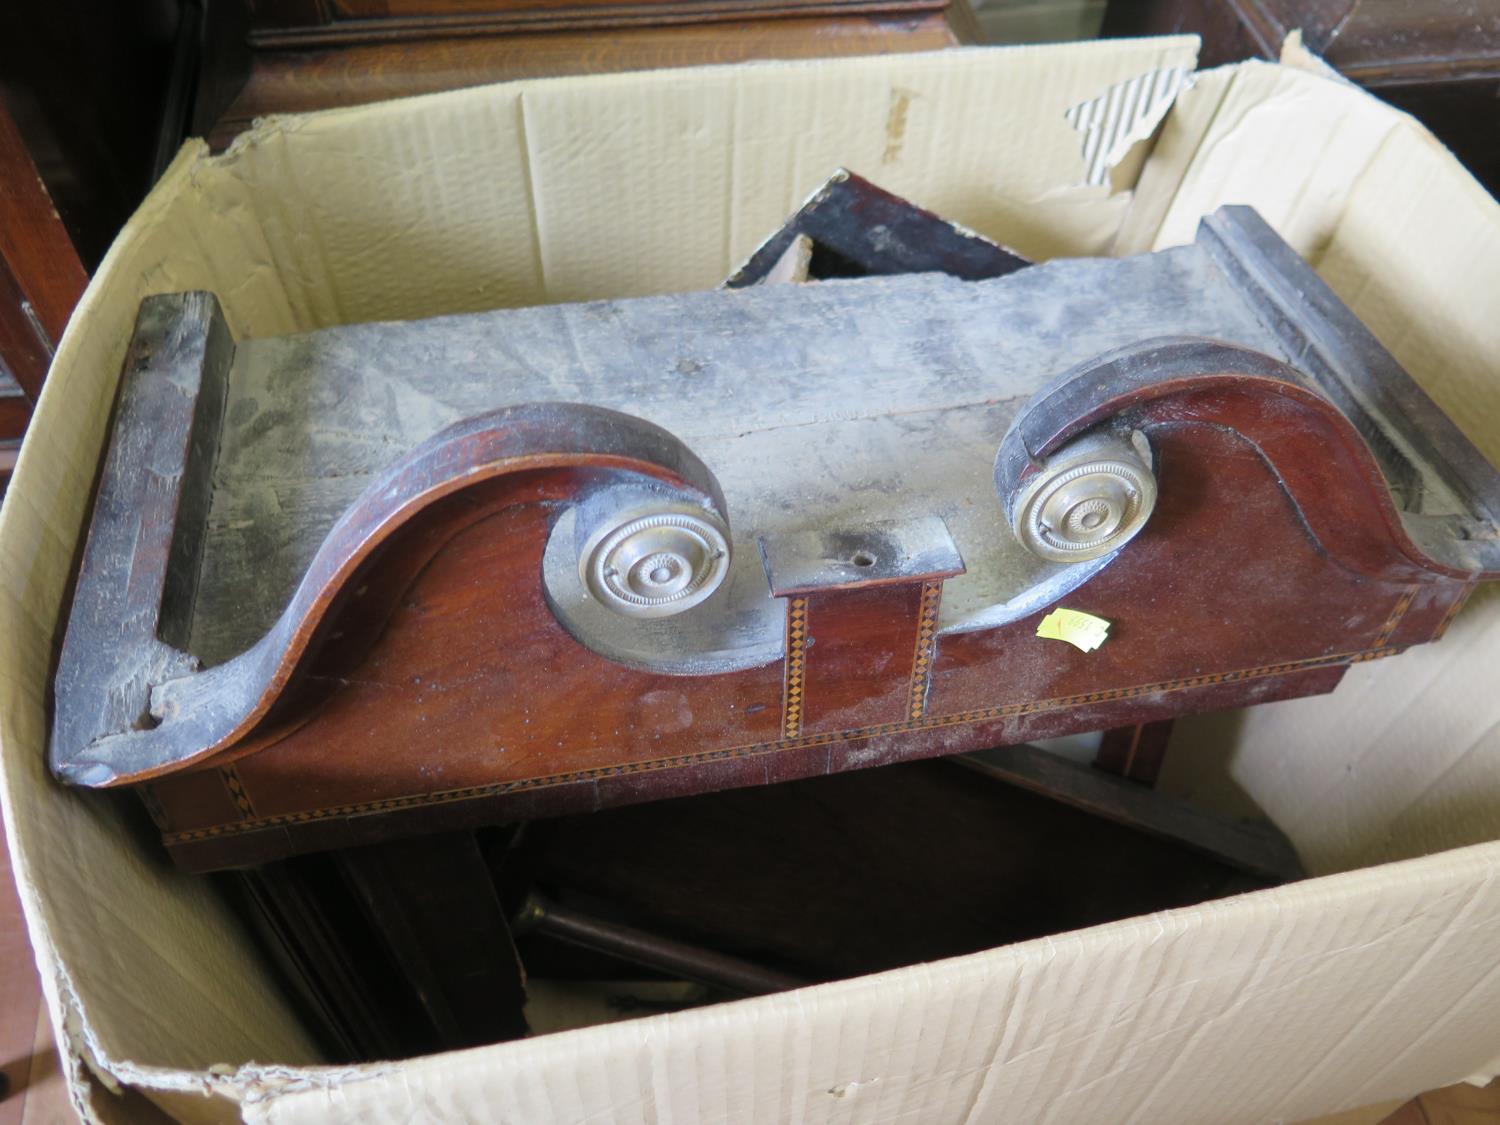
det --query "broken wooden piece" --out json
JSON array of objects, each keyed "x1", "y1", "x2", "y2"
[{"x1": 723, "y1": 168, "x2": 1030, "y2": 286}]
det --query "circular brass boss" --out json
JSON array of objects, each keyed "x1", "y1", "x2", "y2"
[
  {"x1": 580, "y1": 507, "x2": 731, "y2": 618},
  {"x1": 1011, "y1": 432, "x2": 1156, "y2": 562}
]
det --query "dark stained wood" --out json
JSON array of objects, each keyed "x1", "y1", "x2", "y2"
[
  {"x1": 240, "y1": 834, "x2": 530, "y2": 1059},
  {"x1": 1102, "y1": 0, "x2": 1500, "y2": 73},
  {"x1": 514, "y1": 891, "x2": 809, "y2": 994},
  {"x1": 0, "y1": 258, "x2": 47, "y2": 426},
  {"x1": 44, "y1": 207, "x2": 1500, "y2": 871},
  {"x1": 261, "y1": 0, "x2": 953, "y2": 42},
  {"x1": 798, "y1": 583, "x2": 932, "y2": 734},
  {"x1": 0, "y1": 1, "x2": 178, "y2": 272},
  {"x1": 517, "y1": 756, "x2": 1289, "y2": 983},
  {"x1": 337, "y1": 832, "x2": 529, "y2": 1048},
  {"x1": 208, "y1": 10, "x2": 972, "y2": 147},
  {"x1": 999, "y1": 354, "x2": 1473, "y2": 584},
  {"x1": 0, "y1": 2, "x2": 184, "y2": 472},
  {"x1": 220, "y1": 748, "x2": 1298, "y2": 1059},
  {"x1": 50, "y1": 292, "x2": 234, "y2": 785},
  {"x1": 1095, "y1": 719, "x2": 1175, "y2": 785},
  {"x1": 1100, "y1": 0, "x2": 1500, "y2": 194},
  {"x1": 152, "y1": 0, "x2": 255, "y2": 178},
  {"x1": 239, "y1": 860, "x2": 405, "y2": 1061},
  {"x1": 52, "y1": 393, "x2": 736, "y2": 788},
  {"x1": 143, "y1": 340, "x2": 1480, "y2": 870},
  {"x1": 162, "y1": 662, "x2": 1350, "y2": 873},
  {"x1": 0, "y1": 99, "x2": 86, "y2": 403},
  {"x1": 958, "y1": 742, "x2": 1301, "y2": 882},
  {"x1": 1101, "y1": 0, "x2": 1344, "y2": 66},
  {"x1": 0, "y1": 391, "x2": 30, "y2": 447},
  {"x1": 726, "y1": 169, "x2": 1030, "y2": 289}
]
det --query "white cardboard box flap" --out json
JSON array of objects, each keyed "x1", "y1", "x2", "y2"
[
  {"x1": 254, "y1": 844, "x2": 1500, "y2": 1125},
  {"x1": 5, "y1": 38, "x2": 1500, "y2": 1124}
]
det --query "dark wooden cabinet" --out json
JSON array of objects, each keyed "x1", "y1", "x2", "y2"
[{"x1": 1102, "y1": 0, "x2": 1500, "y2": 196}]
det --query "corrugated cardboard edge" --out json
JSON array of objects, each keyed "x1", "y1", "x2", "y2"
[
  {"x1": 239, "y1": 844, "x2": 1500, "y2": 1124},
  {"x1": 9, "y1": 38, "x2": 1500, "y2": 1123},
  {"x1": 1129, "y1": 53, "x2": 1500, "y2": 879},
  {"x1": 0, "y1": 142, "x2": 330, "y2": 1120}
]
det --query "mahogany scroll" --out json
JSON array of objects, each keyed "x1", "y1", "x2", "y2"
[{"x1": 49, "y1": 208, "x2": 1500, "y2": 873}]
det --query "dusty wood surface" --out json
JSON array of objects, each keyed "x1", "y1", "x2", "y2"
[
  {"x1": 193, "y1": 243, "x2": 1280, "y2": 665},
  {"x1": 50, "y1": 293, "x2": 234, "y2": 783},
  {"x1": 50, "y1": 208, "x2": 1500, "y2": 870},
  {"x1": 725, "y1": 168, "x2": 1029, "y2": 288}
]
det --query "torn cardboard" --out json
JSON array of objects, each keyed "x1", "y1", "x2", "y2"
[{"x1": 5, "y1": 37, "x2": 1500, "y2": 1124}]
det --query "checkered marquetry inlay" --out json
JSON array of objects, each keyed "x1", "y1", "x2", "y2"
[
  {"x1": 220, "y1": 766, "x2": 256, "y2": 818},
  {"x1": 1374, "y1": 584, "x2": 1419, "y2": 647},
  {"x1": 1433, "y1": 578, "x2": 1479, "y2": 641},
  {"x1": 164, "y1": 642, "x2": 1406, "y2": 848},
  {"x1": 782, "y1": 597, "x2": 809, "y2": 738},
  {"x1": 907, "y1": 581, "x2": 943, "y2": 720}
]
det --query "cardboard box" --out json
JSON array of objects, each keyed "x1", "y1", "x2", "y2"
[{"x1": 4, "y1": 34, "x2": 1500, "y2": 1124}]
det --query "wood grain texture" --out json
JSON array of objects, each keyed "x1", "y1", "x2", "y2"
[
  {"x1": 265, "y1": 0, "x2": 954, "y2": 43},
  {"x1": 149, "y1": 380, "x2": 1465, "y2": 870},
  {"x1": 0, "y1": 260, "x2": 46, "y2": 429},
  {"x1": 995, "y1": 341, "x2": 1486, "y2": 582},
  {"x1": 0, "y1": 101, "x2": 88, "y2": 355},
  {"x1": 0, "y1": 98, "x2": 85, "y2": 437},
  {"x1": 51, "y1": 209, "x2": 1500, "y2": 871},
  {"x1": 799, "y1": 584, "x2": 930, "y2": 733},
  {"x1": 53, "y1": 395, "x2": 734, "y2": 786},
  {"x1": 161, "y1": 663, "x2": 1350, "y2": 871},
  {"x1": 1094, "y1": 718, "x2": 1174, "y2": 784},
  {"x1": 50, "y1": 293, "x2": 234, "y2": 786}
]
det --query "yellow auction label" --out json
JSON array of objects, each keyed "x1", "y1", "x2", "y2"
[{"x1": 1036, "y1": 607, "x2": 1111, "y2": 653}]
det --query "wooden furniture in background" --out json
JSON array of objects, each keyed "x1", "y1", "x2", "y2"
[
  {"x1": 1100, "y1": 0, "x2": 1500, "y2": 197},
  {"x1": 233, "y1": 752, "x2": 1299, "y2": 1057},
  {"x1": 0, "y1": 0, "x2": 192, "y2": 492},
  {"x1": 0, "y1": 103, "x2": 88, "y2": 495},
  {"x1": 205, "y1": 0, "x2": 979, "y2": 147},
  {"x1": 0, "y1": 0, "x2": 974, "y2": 489}
]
